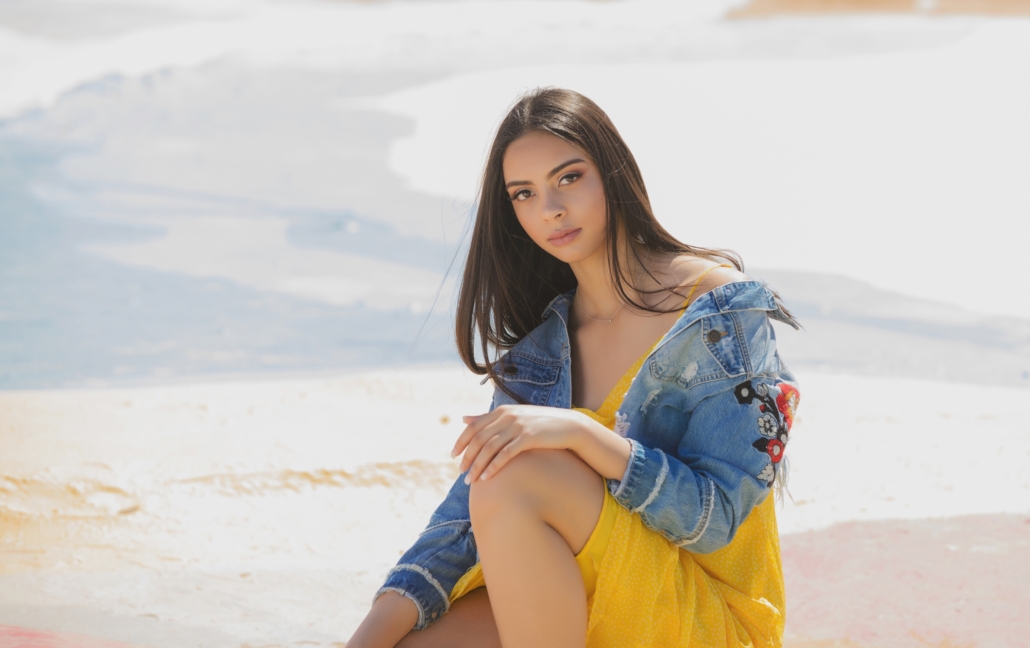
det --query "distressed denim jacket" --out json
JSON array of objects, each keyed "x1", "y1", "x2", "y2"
[{"x1": 374, "y1": 281, "x2": 800, "y2": 630}]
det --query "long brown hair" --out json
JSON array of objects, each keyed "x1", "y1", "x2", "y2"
[{"x1": 455, "y1": 87, "x2": 742, "y2": 398}]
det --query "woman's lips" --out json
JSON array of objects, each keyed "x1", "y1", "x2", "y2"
[{"x1": 548, "y1": 228, "x2": 581, "y2": 247}]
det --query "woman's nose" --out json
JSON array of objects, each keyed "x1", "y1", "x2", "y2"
[{"x1": 541, "y1": 190, "x2": 564, "y2": 221}]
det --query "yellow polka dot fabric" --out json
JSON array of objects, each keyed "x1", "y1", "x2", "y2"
[
  {"x1": 450, "y1": 296, "x2": 785, "y2": 646},
  {"x1": 577, "y1": 340, "x2": 785, "y2": 647}
]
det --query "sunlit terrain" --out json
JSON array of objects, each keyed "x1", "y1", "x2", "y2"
[{"x1": 1, "y1": 0, "x2": 1028, "y2": 646}]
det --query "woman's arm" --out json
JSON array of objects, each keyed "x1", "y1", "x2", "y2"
[
  {"x1": 368, "y1": 471, "x2": 479, "y2": 631},
  {"x1": 454, "y1": 308, "x2": 798, "y2": 555},
  {"x1": 604, "y1": 377, "x2": 795, "y2": 553},
  {"x1": 454, "y1": 406, "x2": 631, "y2": 484},
  {"x1": 346, "y1": 591, "x2": 419, "y2": 648},
  {"x1": 454, "y1": 380, "x2": 788, "y2": 556},
  {"x1": 601, "y1": 311, "x2": 799, "y2": 553},
  {"x1": 355, "y1": 389, "x2": 510, "y2": 641},
  {"x1": 566, "y1": 417, "x2": 633, "y2": 481}
]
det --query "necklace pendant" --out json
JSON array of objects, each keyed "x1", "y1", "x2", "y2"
[{"x1": 581, "y1": 301, "x2": 624, "y2": 323}]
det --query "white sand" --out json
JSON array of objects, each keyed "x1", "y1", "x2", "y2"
[
  {"x1": 1, "y1": 366, "x2": 489, "y2": 644},
  {"x1": 1, "y1": 368, "x2": 1027, "y2": 645},
  {"x1": 1, "y1": 1, "x2": 1027, "y2": 644}
]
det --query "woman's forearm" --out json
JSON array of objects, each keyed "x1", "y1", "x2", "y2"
[
  {"x1": 568, "y1": 416, "x2": 633, "y2": 482},
  {"x1": 346, "y1": 590, "x2": 419, "y2": 648}
]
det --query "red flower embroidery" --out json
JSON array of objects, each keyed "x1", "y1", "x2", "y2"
[
  {"x1": 737, "y1": 379, "x2": 800, "y2": 482},
  {"x1": 776, "y1": 384, "x2": 800, "y2": 430}
]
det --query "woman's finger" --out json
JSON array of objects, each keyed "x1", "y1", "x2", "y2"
[
  {"x1": 463, "y1": 410, "x2": 529, "y2": 481},
  {"x1": 464, "y1": 431, "x2": 512, "y2": 484},
  {"x1": 457, "y1": 409, "x2": 513, "y2": 471},
  {"x1": 451, "y1": 410, "x2": 495, "y2": 458},
  {"x1": 458, "y1": 415, "x2": 505, "y2": 473},
  {"x1": 479, "y1": 435, "x2": 526, "y2": 481}
]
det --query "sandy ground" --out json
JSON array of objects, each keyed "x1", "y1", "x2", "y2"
[
  {"x1": 782, "y1": 513, "x2": 1030, "y2": 647},
  {"x1": 731, "y1": 0, "x2": 1030, "y2": 19},
  {"x1": 1, "y1": 1, "x2": 1028, "y2": 646},
  {"x1": 1, "y1": 367, "x2": 1027, "y2": 647}
]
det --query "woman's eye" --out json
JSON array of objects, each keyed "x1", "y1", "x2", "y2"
[
  {"x1": 511, "y1": 189, "x2": 531, "y2": 201},
  {"x1": 558, "y1": 172, "x2": 581, "y2": 186}
]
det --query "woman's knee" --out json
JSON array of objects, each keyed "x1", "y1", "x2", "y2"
[
  {"x1": 470, "y1": 449, "x2": 571, "y2": 507},
  {"x1": 468, "y1": 449, "x2": 602, "y2": 532}
]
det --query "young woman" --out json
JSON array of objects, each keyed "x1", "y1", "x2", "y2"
[{"x1": 347, "y1": 88, "x2": 800, "y2": 648}]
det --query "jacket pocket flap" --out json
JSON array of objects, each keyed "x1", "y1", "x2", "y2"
[{"x1": 499, "y1": 352, "x2": 561, "y2": 386}]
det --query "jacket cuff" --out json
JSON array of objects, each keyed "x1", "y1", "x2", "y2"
[
  {"x1": 374, "y1": 563, "x2": 451, "y2": 630},
  {"x1": 606, "y1": 438, "x2": 669, "y2": 514}
]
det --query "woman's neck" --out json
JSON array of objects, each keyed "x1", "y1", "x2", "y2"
[
  {"x1": 569, "y1": 239, "x2": 648, "y2": 321},
  {"x1": 571, "y1": 244, "x2": 708, "y2": 322}
]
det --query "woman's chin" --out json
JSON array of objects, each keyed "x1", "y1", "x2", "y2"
[
  {"x1": 544, "y1": 240, "x2": 605, "y2": 266},
  {"x1": 548, "y1": 248, "x2": 592, "y2": 265}
]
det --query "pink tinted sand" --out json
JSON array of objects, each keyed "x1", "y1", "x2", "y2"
[
  {"x1": 0, "y1": 627, "x2": 144, "y2": 648},
  {"x1": 1, "y1": 372, "x2": 1027, "y2": 646},
  {"x1": 782, "y1": 513, "x2": 1030, "y2": 648},
  {"x1": 4, "y1": 513, "x2": 1025, "y2": 647}
]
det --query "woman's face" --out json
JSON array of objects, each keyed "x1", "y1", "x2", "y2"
[{"x1": 502, "y1": 131, "x2": 608, "y2": 265}]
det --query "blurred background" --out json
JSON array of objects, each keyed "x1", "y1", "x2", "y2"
[{"x1": 1, "y1": 0, "x2": 1028, "y2": 646}]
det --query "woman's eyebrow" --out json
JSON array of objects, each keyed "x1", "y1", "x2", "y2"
[
  {"x1": 546, "y1": 158, "x2": 585, "y2": 179},
  {"x1": 504, "y1": 158, "x2": 585, "y2": 189}
]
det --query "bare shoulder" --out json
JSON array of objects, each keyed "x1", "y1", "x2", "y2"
[
  {"x1": 672, "y1": 255, "x2": 750, "y2": 305},
  {"x1": 696, "y1": 262, "x2": 749, "y2": 291}
]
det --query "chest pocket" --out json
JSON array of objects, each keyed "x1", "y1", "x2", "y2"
[
  {"x1": 496, "y1": 351, "x2": 561, "y2": 406},
  {"x1": 701, "y1": 312, "x2": 747, "y2": 377},
  {"x1": 649, "y1": 313, "x2": 746, "y2": 387}
]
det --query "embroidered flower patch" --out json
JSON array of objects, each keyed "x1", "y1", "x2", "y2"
[
  {"x1": 757, "y1": 413, "x2": 779, "y2": 438},
  {"x1": 756, "y1": 464, "x2": 775, "y2": 484},
  {"x1": 734, "y1": 380, "x2": 800, "y2": 486},
  {"x1": 777, "y1": 383, "x2": 800, "y2": 430}
]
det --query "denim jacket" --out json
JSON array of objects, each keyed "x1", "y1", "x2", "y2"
[{"x1": 374, "y1": 281, "x2": 800, "y2": 630}]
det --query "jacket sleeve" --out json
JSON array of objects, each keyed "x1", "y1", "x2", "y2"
[
  {"x1": 606, "y1": 317, "x2": 800, "y2": 554},
  {"x1": 372, "y1": 473, "x2": 477, "y2": 629},
  {"x1": 372, "y1": 390, "x2": 503, "y2": 630}
]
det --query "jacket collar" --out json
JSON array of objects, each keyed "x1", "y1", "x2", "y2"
[
  {"x1": 657, "y1": 280, "x2": 789, "y2": 347},
  {"x1": 537, "y1": 280, "x2": 793, "y2": 358},
  {"x1": 541, "y1": 288, "x2": 575, "y2": 326}
]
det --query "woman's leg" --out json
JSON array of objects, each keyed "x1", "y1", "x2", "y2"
[
  {"x1": 392, "y1": 449, "x2": 603, "y2": 648},
  {"x1": 467, "y1": 448, "x2": 606, "y2": 648},
  {"x1": 394, "y1": 587, "x2": 501, "y2": 648}
]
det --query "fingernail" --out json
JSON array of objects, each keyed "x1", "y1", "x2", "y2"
[{"x1": 464, "y1": 475, "x2": 471, "y2": 485}]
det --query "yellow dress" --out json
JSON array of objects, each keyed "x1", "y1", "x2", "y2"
[
  {"x1": 448, "y1": 341, "x2": 785, "y2": 647},
  {"x1": 450, "y1": 269, "x2": 784, "y2": 646}
]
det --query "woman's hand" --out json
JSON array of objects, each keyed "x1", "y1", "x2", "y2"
[{"x1": 451, "y1": 405, "x2": 589, "y2": 484}]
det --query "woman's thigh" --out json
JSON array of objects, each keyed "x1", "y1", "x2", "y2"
[
  {"x1": 396, "y1": 450, "x2": 605, "y2": 647},
  {"x1": 469, "y1": 448, "x2": 605, "y2": 556},
  {"x1": 394, "y1": 587, "x2": 500, "y2": 648}
]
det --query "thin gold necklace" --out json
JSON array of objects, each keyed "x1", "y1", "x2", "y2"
[
  {"x1": 577, "y1": 251, "x2": 649, "y2": 323},
  {"x1": 582, "y1": 301, "x2": 624, "y2": 323}
]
